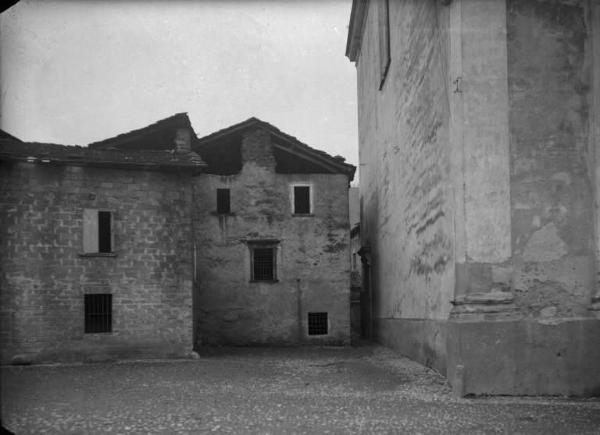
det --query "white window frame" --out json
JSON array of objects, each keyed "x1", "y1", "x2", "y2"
[{"x1": 290, "y1": 183, "x2": 313, "y2": 215}]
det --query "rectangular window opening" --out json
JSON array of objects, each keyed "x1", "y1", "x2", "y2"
[
  {"x1": 378, "y1": 0, "x2": 391, "y2": 90},
  {"x1": 294, "y1": 186, "x2": 311, "y2": 214},
  {"x1": 308, "y1": 312, "x2": 328, "y2": 335},
  {"x1": 98, "y1": 211, "x2": 112, "y2": 253},
  {"x1": 84, "y1": 294, "x2": 112, "y2": 333},
  {"x1": 252, "y1": 247, "x2": 275, "y2": 281},
  {"x1": 217, "y1": 188, "x2": 231, "y2": 214}
]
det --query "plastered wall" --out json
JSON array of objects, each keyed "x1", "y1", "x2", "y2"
[
  {"x1": 356, "y1": 0, "x2": 454, "y2": 323},
  {"x1": 507, "y1": 0, "x2": 595, "y2": 318},
  {"x1": 193, "y1": 128, "x2": 351, "y2": 346}
]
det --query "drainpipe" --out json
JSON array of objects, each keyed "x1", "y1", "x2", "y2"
[{"x1": 296, "y1": 278, "x2": 303, "y2": 343}]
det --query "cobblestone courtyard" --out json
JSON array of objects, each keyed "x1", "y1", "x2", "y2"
[{"x1": 2, "y1": 345, "x2": 599, "y2": 434}]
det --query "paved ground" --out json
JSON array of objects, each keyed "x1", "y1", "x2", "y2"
[{"x1": 1, "y1": 345, "x2": 599, "y2": 434}]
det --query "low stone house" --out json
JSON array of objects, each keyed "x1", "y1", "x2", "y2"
[
  {"x1": 0, "y1": 114, "x2": 355, "y2": 363},
  {"x1": 0, "y1": 115, "x2": 204, "y2": 363}
]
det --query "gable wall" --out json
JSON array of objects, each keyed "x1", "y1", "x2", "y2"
[{"x1": 193, "y1": 128, "x2": 351, "y2": 345}]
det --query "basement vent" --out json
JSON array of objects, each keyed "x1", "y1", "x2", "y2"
[
  {"x1": 84, "y1": 294, "x2": 112, "y2": 333},
  {"x1": 308, "y1": 312, "x2": 328, "y2": 335}
]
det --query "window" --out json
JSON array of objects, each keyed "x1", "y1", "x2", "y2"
[
  {"x1": 293, "y1": 185, "x2": 311, "y2": 214},
  {"x1": 253, "y1": 247, "x2": 275, "y2": 281},
  {"x1": 308, "y1": 312, "x2": 328, "y2": 335},
  {"x1": 378, "y1": 0, "x2": 391, "y2": 90},
  {"x1": 84, "y1": 294, "x2": 112, "y2": 333},
  {"x1": 217, "y1": 188, "x2": 231, "y2": 214},
  {"x1": 83, "y1": 209, "x2": 114, "y2": 254},
  {"x1": 248, "y1": 241, "x2": 278, "y2": 282}
]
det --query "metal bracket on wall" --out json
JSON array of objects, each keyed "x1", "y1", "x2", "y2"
[{"x1": 453, "y1": 76, "x2": 463, "y2": 94}]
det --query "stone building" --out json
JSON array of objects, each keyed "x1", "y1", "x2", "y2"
[
  {"x1": 192, "y1": 118, "x2": 355, "y2": 345},
  {"x1": 0, "y1": 114, "x2": 355, "y2": 363},
  {"x1": 0, "y1": 115, "x2": 204, "y2": 363},
  {"x1": 346, "y1": 0, "x2": 600, "y2": 395}
]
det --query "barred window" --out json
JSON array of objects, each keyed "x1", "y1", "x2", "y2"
[
  {"x1": 84, "y1": 294, "x2": 112, "y2": 333},
  {"x1": 248, "y1": 241, "x2": 278, "y2": 282},
  {"x1": 253, "y1": 248, "x2": 275, "y2": 281},
  {"x1": 308, "y1": 312, "x2": 328, "y2": 335}
]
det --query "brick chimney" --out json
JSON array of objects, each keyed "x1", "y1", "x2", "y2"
[{"x1": 175, "y1": 128, "x2": 191, "y2": 152}]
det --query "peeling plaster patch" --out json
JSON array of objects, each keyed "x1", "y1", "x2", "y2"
[
  {"x1": 491, "y1": 265, "x2": 512, "y2": 285},
  {"x1": 514, "y1": 280, "x2": 588, "y2": 319},
  {"x1": 512, "y1": 157, "x2": 537, "y2": 175},
  {"x1": 522, "y1": 223, "x2": 568, "y2": 262},
  {"x1": 544, "y1": 205, "x2": 568, "y2": 223},
  {"x1": 551, "y1": 172, "x2": 571, "y2": 185}
]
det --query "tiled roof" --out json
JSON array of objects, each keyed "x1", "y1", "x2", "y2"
[
  {"x1": 0, "y1": 129, "x2": 23, "y2": 142},
  {"x1": 0, "y1": 139, "x2": 206, "y2": 172},
  {"x1": 88, "y1": 113, "x2": 193, "y2": 149},
  {"x1": 196, "y1": 117, "x2": 356, "y2": 180}
]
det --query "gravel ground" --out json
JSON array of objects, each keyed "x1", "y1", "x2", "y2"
[{"x1": 2, "y1": 345, "x2": 599, "y2": 434}]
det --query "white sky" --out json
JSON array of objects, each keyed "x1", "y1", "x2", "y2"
[{"x1": 0, "y1": 0, "x2": 358, "y2": 168}]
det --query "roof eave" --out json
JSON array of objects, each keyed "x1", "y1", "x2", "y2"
[
  {"x1": 0, "y1": 154, "x2": 207, "y2": 173},
  {"x1": 345, "y1": 0, "x2": 369, "y2": 62},
  {"x1": 88, "y1": 113, "x2": 194, "y2": 149}
]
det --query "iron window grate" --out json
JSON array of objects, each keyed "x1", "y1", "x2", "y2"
[
  {"x1": 308, "y1": 312, "x2": 328, "y2": 335},
  {"x1": 253, "y1": 248, "x2": 275, "y2": 281},
  {"x1": 217, "y1": 188, "x2": 231, "y2": 214},
  {"x1": 84, "y1": 294, "x2": 112, "y2": 333},
  {"x1": 294, "y1": 186, "x2": 310, "y2": 214}
]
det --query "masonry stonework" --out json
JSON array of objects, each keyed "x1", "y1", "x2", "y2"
[
  {"x1": 194, "y1": 128, "x2": 351, "y2": 345},
  {"x1": 0, "y1": 162, "x2": 194, "y2": 363}
]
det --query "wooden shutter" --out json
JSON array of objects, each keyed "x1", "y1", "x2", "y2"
[{"x1": 83, "y1": 209, "x2": 98, "y2": 253}]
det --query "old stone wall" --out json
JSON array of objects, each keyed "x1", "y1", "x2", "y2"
[
  {"x1": 507, "y1": 0, "x2": 594, "y2": 319},
  {"x1": 193, "y1": 128, "x2": 351, "y2": 346},
  {"x1": 356, "y1": 0, "x2": 453, "y2": 370},
  {"x1": 0, "y1": 162, "x2": 194, "y2": 363}
]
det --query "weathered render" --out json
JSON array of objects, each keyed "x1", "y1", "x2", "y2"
[
  {"x1": 193, "y1": 119, "x2": 355, "y2": 346},
  {"x1": 0, "y1": 122, "x2": 204, "y2": 363},
  {"x1": 347, "y1": 0, "x2": 600, "y2": 395}
]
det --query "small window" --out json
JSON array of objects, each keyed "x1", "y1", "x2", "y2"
[
  {"x1": 248, "y1": 242, "x2": 278, "y2": 282},
  {"x1": 84, "y1": 294, "x2": 112, "y2": 333},
  {"x1": 83, "y1": 209, "x2": 113, "y2": 254},
  {"x1": 217, "y1": 188, "x2": 231, "y2": 214},
  {"x1": 293, "y1": 185, "x2": 311, "y2": 214},
  {"x1": 308, "y1": 312, "x2": 328, "y2": 335},
  {"x1": 378, "y1": 0, "x2": 391, "y2": 90},
  {"x1": 253, "y1": 247, "x2": 275, "y2": 281}
]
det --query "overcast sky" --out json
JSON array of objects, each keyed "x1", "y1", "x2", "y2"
[{"x1": 0, "y1": 0, "x2": 358, "y2": 168}]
